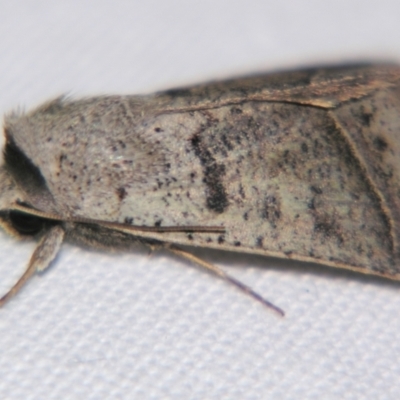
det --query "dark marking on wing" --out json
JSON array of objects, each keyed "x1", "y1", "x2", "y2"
[
  {"x1": 373, "y1": 136, "x2": 388, "y2": 151},
  {"x1": 190, "y1": 132, "x2": 228, "y2": 213},
  {"x1": 260, "y1": 194, "x2": 281, "y2": 228},
  {"x1": 116, "y1": 187, "x2": 127, "y2": 200}
]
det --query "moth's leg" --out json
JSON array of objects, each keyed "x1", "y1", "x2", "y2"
[
  {"x1": 168, "y1": 244, "x2": 284, "y2": 316},
  {"x1": 0, "y1": 225, "x2": 65, "y2": 307}
]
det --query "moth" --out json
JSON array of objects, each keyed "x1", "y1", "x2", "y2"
[{"x1": 1, "y1": 64, "x2": 399, "y2": 316}]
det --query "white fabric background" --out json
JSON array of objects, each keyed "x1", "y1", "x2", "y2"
[{"x1": 0, "y1": 1, "x2": 399, "y2": 399}]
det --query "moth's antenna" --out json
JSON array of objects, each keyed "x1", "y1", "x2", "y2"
[{"x1": 10, "y1": 203, "x2": 225, "y2": 234}]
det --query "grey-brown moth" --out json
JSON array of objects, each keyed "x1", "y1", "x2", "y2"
[{"x1": 1, "y1": 63, "x2": 399, "y2": 316}]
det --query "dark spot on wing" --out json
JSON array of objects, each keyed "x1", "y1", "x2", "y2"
[
  {"x1": 124, "y1": 217, "x2": 133, "y2": 225},
  {"x1": 230, "y1": 107, "x2": 242, "y2": 114},
  {"x1": 310, "y1": 185, "x2": 323, "y2": 195},
  {"x1": 239, "y1": 184, "x2": 245, "y2": 199},
  {"x1": 361, "y1": 112, "x2": 373, "y2": 127},
  {"x1": 260, "y1": 194, "x2": 281, "y2": 228},
  {"x1": 308, "y1": 198, "x2": 316, "y2": 210},
  {"x1": 314, "y1": 217, "x2": 344, "y2": 247},
  {"x1": 373, "y1": 136, "x2": 388, "y2": 151},
  {"x1": 190, "y1": 132, "x2": 228, "y2": 213},
  {"x1": 116, "y1": 187, "x2": 127, "y2": 200}
]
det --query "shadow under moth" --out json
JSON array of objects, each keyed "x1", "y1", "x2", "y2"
[{"x1": 1, "y1": 63, "x2": 400, "y2": 316}]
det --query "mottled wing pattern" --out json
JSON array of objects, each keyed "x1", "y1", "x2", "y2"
[{"x1": 4, "y1": 64, "x2": 400, "y2": 279}]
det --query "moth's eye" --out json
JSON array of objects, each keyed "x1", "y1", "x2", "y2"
[{"x1": 9, "y1": 211, "x2": 44, "y2": 235}]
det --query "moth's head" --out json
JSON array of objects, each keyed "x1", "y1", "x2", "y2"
[
  {"x1": 0, "y1": 161, "x2": 51, "y2": 238},
  {"x1": 0, "y1": 116, "x2": 56, "y2": 238}
]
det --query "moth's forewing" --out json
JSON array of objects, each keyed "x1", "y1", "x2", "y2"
[{"x1": 1, "y1": 64, "x2": 400, "y2": 282}]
